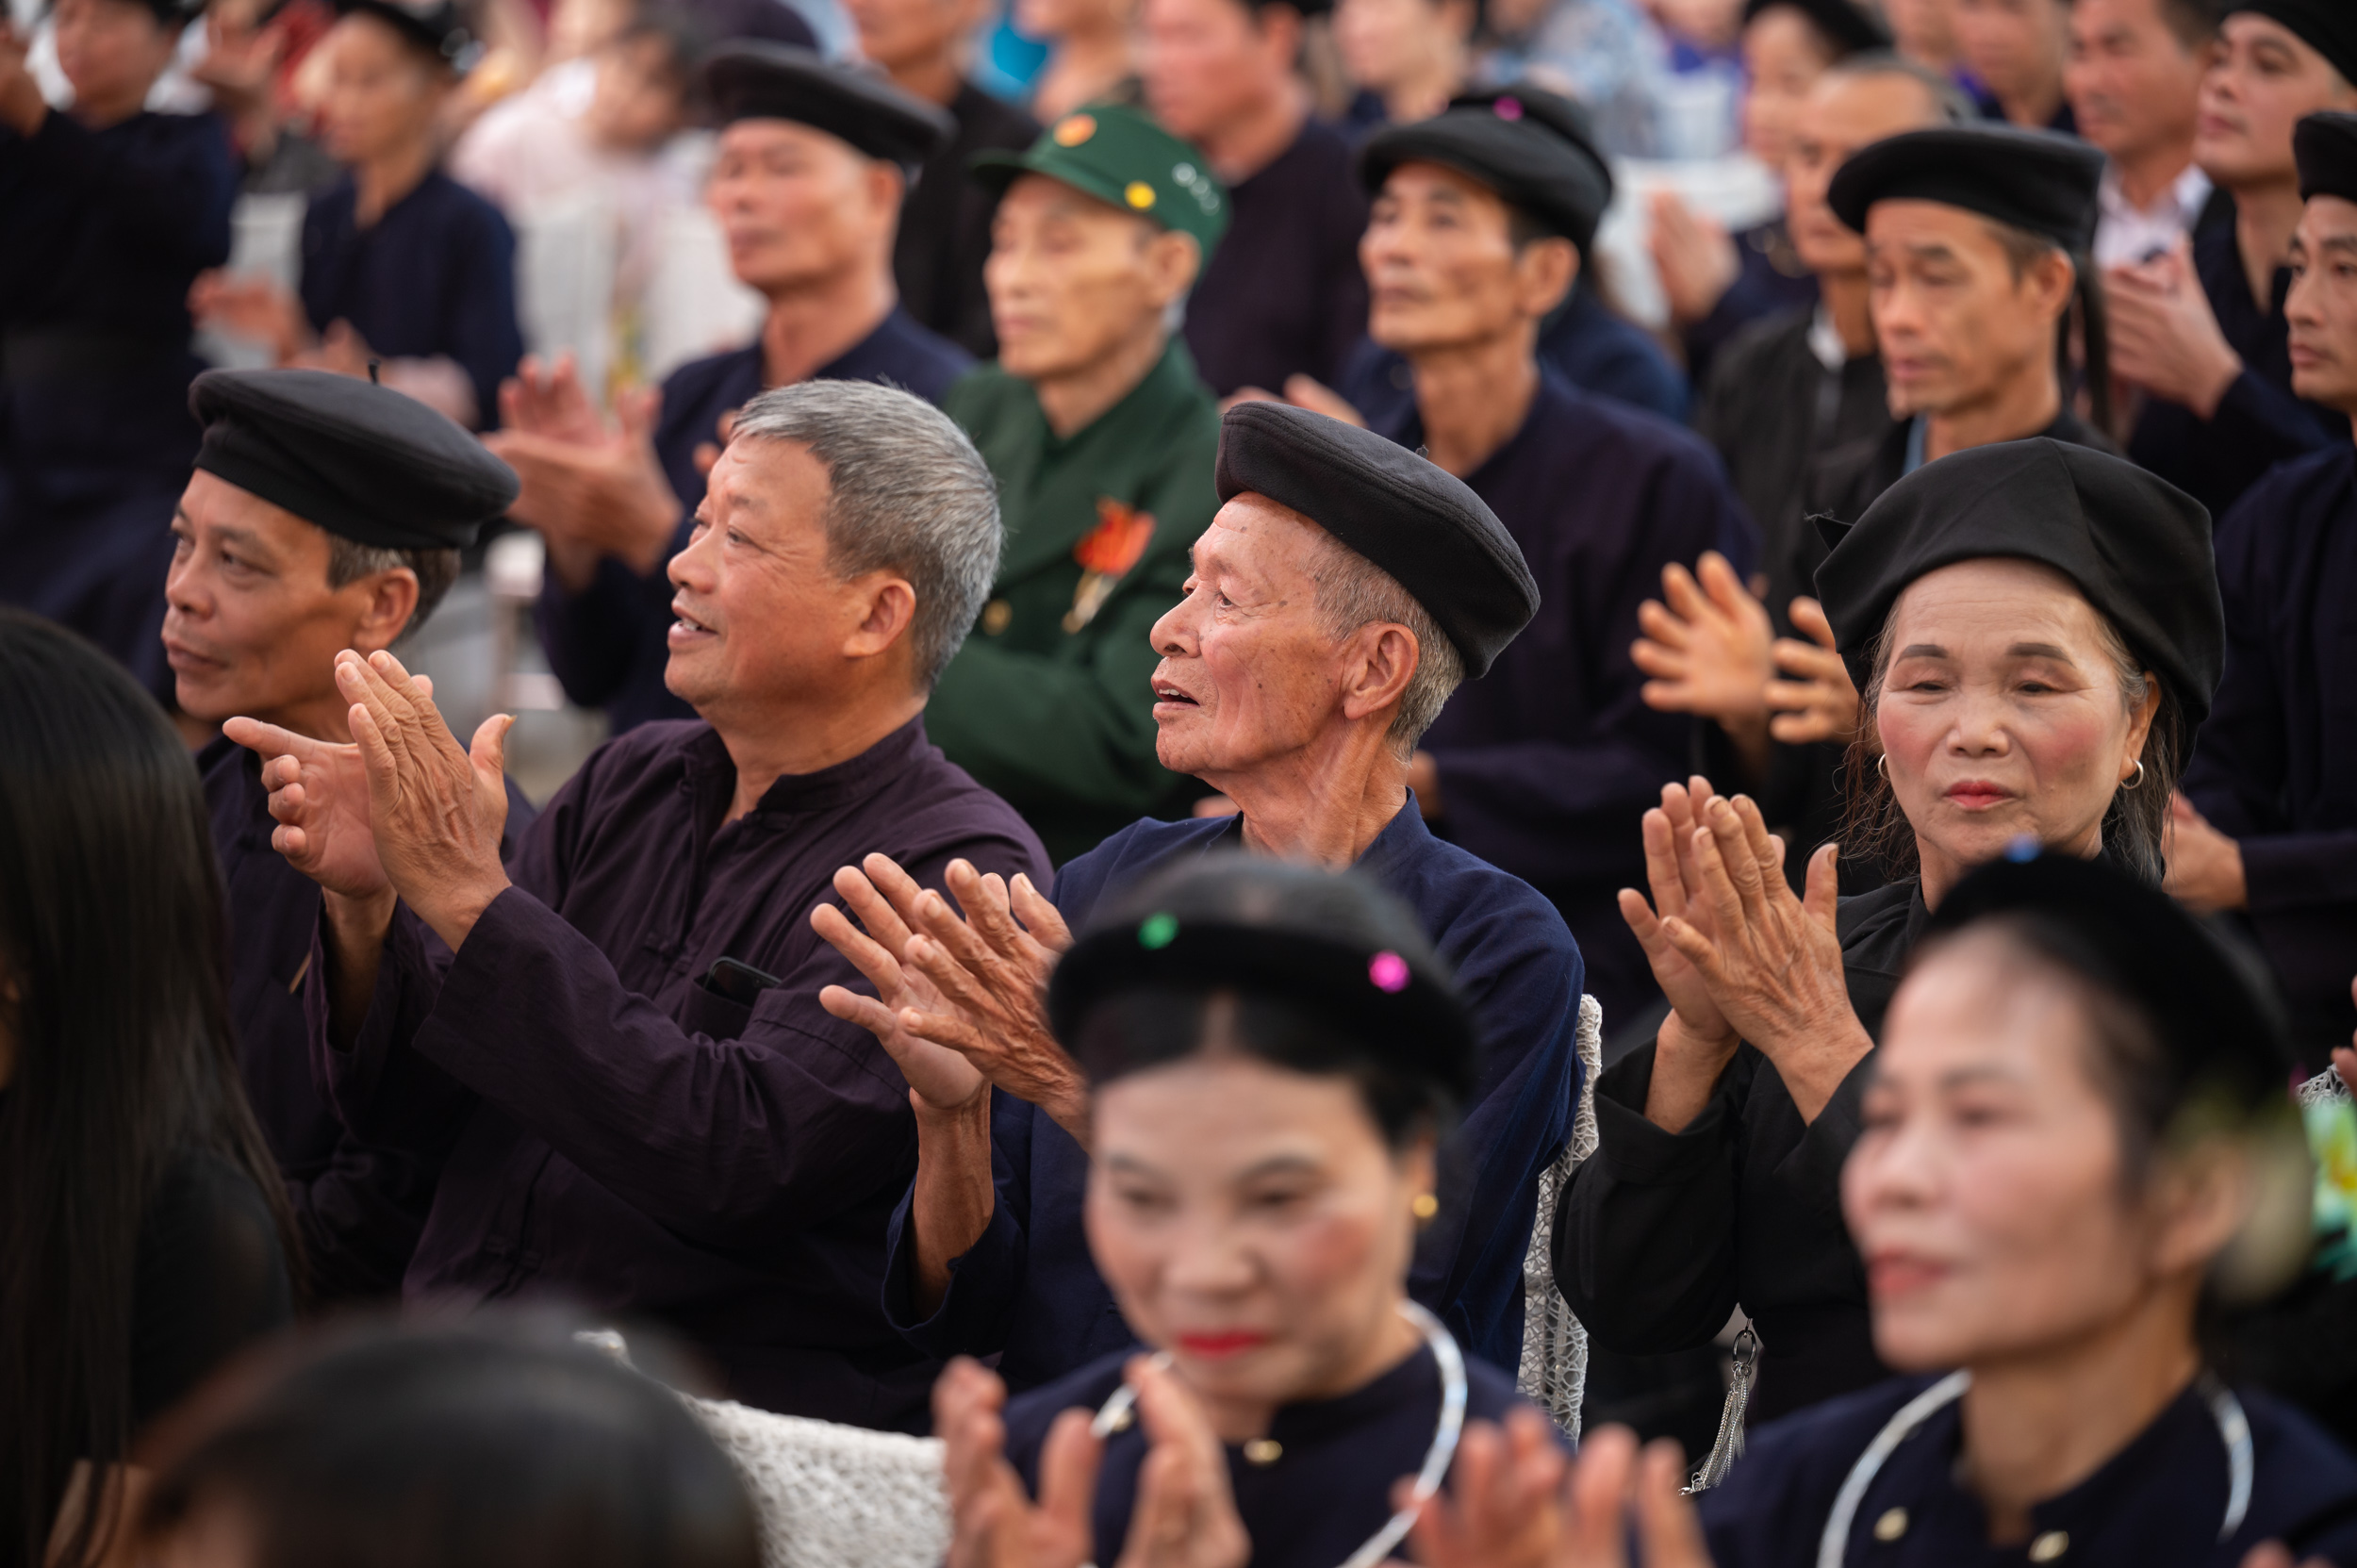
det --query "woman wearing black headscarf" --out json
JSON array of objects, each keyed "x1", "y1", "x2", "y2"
[{"x1": 1554, "y1": 438, "x2": 2225, "y2": 1434}]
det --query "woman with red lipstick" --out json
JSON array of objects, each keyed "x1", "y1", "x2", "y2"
[
  {"x1": 1558, "y1": 439, "x2": 2226, "y2": 1445},
  {"x1": 933, "y1": 858, "x2": 1558, "y2": 1568}
]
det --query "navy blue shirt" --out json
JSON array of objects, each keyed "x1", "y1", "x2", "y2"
[
  {"x1": 300, "y1": 170, "x2": 524, "y2": 431},
  {"x1": 200, "y1": 734, "x2": 536, "y2": 1304},
  {"x1": 1378, "y1": 371, "x2": 1756, "y2": 1027},
  {"x1": 2181, "y1": 439, "x2": 2357, "y2": 1053},
  {"x1": 1681, "y1": 218, "x2": 1820, "y2": 389},
  {"x1": 308, "y1": 716, "x2": 1047, "y2": 1428},
  {"x1": 535, "y1": 308, "x2": 972, "y2": 731},
  {"x1": 1702, "y1": 1375, "x2": 2357, "y2": 1568},
  {"x1": 0, "y1": 107, "x2": 235, "y2": 690},
  {"x1": 882, "y1": 796, "x2": 1587, "y2": 1390},
  {"x1": 1004, "y1": 1342, "x2": 1544, "y2": 1568},
  {"x1": 2126, "y1": 219, "x2": 2344, "y2": 520},
  {"x1": 1338, "y1": 286, "x2": 1689, "y2": 425}
]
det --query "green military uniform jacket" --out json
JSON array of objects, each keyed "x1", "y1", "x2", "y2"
[{"x1": 928, "y1": 339, "x2": 1221, "y2": 865}]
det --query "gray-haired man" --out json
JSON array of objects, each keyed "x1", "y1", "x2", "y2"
[{"x1": 232, "y1": 381, "x2": 1051, "y2": 1431}]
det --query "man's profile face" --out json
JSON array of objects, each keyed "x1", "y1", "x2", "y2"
[
  {"x1": 1786, "y1": 74, "x2": 1945, "y2": 275},
  {"x1": 2287, "y1": 194, "x2": 2357, "y2": 411},
  {"x1": 665, "y1": 437, "x2": 907, "y2": 718},
  {"x1": 1362, "y1": 162, "x2": 1569, "y2": 355},
  {"x1": 2064, "y1": 0, "x2": 2206, "y2": 166},
  {"x1": 1865, "y1": 200, "x2": 2061, "y2": 419},
  {"x1": 1953, "y1": 0, "x2": 2068, "y2": 107},
  {"x1": 1146, "y1": 496, "x2": 1360, "y2": 780},
  {"x1": 163, "y1": 470, "x2": 407, "y2": 728},
  {"x1": 2196, "y1": 14, "x2": 2351, "y2": 189},
  {"x1": 708, "y1": 120, "x2": 899, "y2": 297},
  {"x1": 986, "y1": 175, "x2": 1189, "y2": 385},
  {"x1": 1139, "y1": 0, "x2": 1286, "y2": 145}
]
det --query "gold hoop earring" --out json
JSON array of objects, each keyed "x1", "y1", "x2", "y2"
[
  {"x1": 2121, "y1": 759, "x2": 2147, "y2": 791},
  {"x1": 1410, "y1": 1193, "x2": 1439, "y2": 1222}
]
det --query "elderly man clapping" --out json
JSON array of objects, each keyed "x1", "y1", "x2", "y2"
[
  {"x1": 231, "y1": 381, "x2": 1047, "y2": 1430},
  {"x1": 815, "y1": 401, "x2": 1588, "y2": 1391}
]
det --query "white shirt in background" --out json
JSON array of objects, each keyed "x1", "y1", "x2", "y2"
[{"x1": 2093, "y1": 159, "x2": 2214, "y2": 271}]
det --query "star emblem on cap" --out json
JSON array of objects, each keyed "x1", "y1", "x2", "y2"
[{"x1": 1054, "y1": 113, "x2": 1096, "y2": 146}]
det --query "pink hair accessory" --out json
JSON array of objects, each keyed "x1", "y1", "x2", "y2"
[{"x1": 1368, "y1": 951, "x2": 1410, "y2": 993}]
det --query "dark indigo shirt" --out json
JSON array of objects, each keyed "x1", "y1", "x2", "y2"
[
  {"x1": 1005, "y1": 1343, "x2": 1544, "y2": 1568},
  {"x1": 2182, "y1": 440, "x2": 2357, "y2": 1053},
  {"x1": 0, "y1": 107, "x2": 234, "y2": 691},
  {"x1": 896, "y1": 80, "x2": 1037, "y2": 358},
  {"x1": 201, "y1": 734, "x2": 535, "y2": 1304},
  {"x1": 300, "y1": 170, "x2": 524, "y2": 431},
  {"x1": 1382, "y1": 372, "x2": 1756, "y2": 1026},
  {"x1": 1183, "y1": 118, "x2": 1369, "y2": 396},
  {"x1": 2126, "y1": 219, "x2": 2344, "y2": 520},
  {"x1": 1338, "y1": 285, "x2": 1689, "y2": 425},
  {"x1": 535, "y1": 309, "x2": 972, "y2": 732},
  {"x1": 307, "y1": 716, "x2": 1047, "y2": 1428},
  {"x1": 1703, "y1": 1375, "x2": 2357, "y2": 1568},
  {"x1": 1557, "y1": 881, "x2": 1923, "y2": 1423},
  {"x1": 882, "y1": 796, "x2": 1588, "y2": 1390},
  {"x1": 1682, "y1": 218, "x2": 1820, "y2": 388}
]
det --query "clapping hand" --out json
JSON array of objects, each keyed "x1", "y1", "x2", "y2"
[
  {"x1": 2162, "y1": 791, "x2": 2248, "y2": 914},
  {"x1": 815, "y1": 854, "x2": 1085, "y2": 1139},
  {"x1": 189, "y1": 272, "x2": 311, "y2": 364},
  {"x1": 485, "y1": 354, "x2": 683, "y2": 588},
  {"x1": 814, "y1": 856, "x2": 989, "y2": 1114},
  {"x1": 1648, "y1": 191, "x2": 1739, "y2": 329},
  {"x1": 1632, "y1": 554, "x2": 1775, "y2": 734},
  {"x1": 226, "y1": 712, "x2": 400, "y2": 904},
  {"x1": 2105, "y1": 239, "x2": 2243, "y2": 420},
  {"x1": 1762, "y1": 597, "x2": 1861, "y2": 747},
  {"x1": 1409, "y1": 1422, "x2": 1712, "y2": 1568}
]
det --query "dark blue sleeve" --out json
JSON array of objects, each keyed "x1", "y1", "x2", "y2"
[
  {"x1": 880, "y1": 1088, "x2": 1035, "y2": 1359},
  {"x1": 2201, "y1": 369, "x2": 2344, "y2": 503},
  {"x1": 442, "y1": 197, "x2": 525, "y2": 430}
]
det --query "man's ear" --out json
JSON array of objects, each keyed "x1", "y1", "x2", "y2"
[
  {"x1": 843, "y1": 572, "x2": 919, "y2": 664},
  {"x1": 1515, "y1": 234, "x2": 1578, "y2": 319},
  {"x1": 1147, "y1": 228, "x2": 1203, "y2": 307},
  {"x1": 865, "y1": 159, "x2": 910, "y2": 230},
  {"x1": 1339, "y1": 621, "x2": 1420, "y2": 728},
  {"x1": 350, "y1": 568, "x2": 422, "y2": 654},
  {"x1": 2028, "y1": 246, "x2": 2077, "y2": 321}
]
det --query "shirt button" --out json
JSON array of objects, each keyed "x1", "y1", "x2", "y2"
[
  {"x1": 1242, "y1": 1439, "x2": 1282, "y2": 1465},
  {"x1": 2029, "y1": 1531, "x2": 2069, "y2": 1561},
  {"x1": 1872, "y1": 1507, "x2": 1907, "y2": 1542},
  {"x1": 981, "y1": 599, "x2": 1012, "y2": 635}
]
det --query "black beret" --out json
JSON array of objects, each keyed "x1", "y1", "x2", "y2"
[
  {"x1": 703, "y1": 42, "x2": 952, "y2": 165},
  {"x1": 1214, "y1": 402, "x2": 1540, "y2": 680},
  {"x1": 1828, "y1": 124, "x2": 2103, "y2": 253},
  {"x1": 1047, "y1": 856, "x2": 1479, "y2": 1111},
  {"x1": 2231, "y1": 0, "x2": 2357, "y2": 85},
  {"x1": 1742, "y1": 0, "x2": 1891, "y2": 57},
  {"x1": 331, "y1": 0, "x2": 483, "y2": 72},
  {"x1": 190, "y1": 370, "x2": 519, "y2": 552},
  {"x1": 2297, "y1": 111, "x2": 2357, "y2": 206},
  {"x1": 1360, "y1": 84, "x2": 1614, "y2": 254},
  {"x1": 1811, "y1": 438, "x2": 2222, "y2": 725},
  {"x1": 1926, "y1": 851, "x2": 2291, "y2": 1112}
]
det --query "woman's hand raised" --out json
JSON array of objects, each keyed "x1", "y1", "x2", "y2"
[{"x1": 1407, "y1": 1422, "x2": 1713, "y2": 1568}]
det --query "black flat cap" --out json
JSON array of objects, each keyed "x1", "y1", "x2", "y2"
[
  {"x1": 2298, "y1": 111, "x2": 2357, "y2": 206},
  {"x1": 1215, "y1": 402, "x2": 1539, "y2": 680},
  {"x1": 1928, "y1": 852, "x2": 2290, "y2": 1110},
  {"x1": 703, "y1": 43, "x2": 952, "y2": 164},
  {"x1": 331, "y1": 0, "x2": 482, "y2": 72},
  {"x1": 1047, "y1": 856, "x2": 1480, "y2": 1113},
  {"x1": 1812, "y1": 438, "x2": 2221, "y2": 725},
  {"x1": 190, "y1": 370, "x2": 519, "y2": 552},
  {"x1": 2231, "y1": 0, "x2": 2357, "y2": 84},
  {"x1": 1742, "y1": 0, "x2": 1890, "y2": 57},
  {"x1": 1828, "y1": 124, "x2": 2103, "y2": 253},
  {"x1": 1360, "y1": 84, "x2": 1614, "y2": 254}
]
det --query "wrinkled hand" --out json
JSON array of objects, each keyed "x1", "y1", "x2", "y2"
[
  {"x1": 1656, "y1": 793, "x2": 1870, "y2": 1121},
  {"x1": 224, "y1": 715, "x2": 389, "y2": 901},
  {"x1": 1620, "y1": 777, "x2": 1761, "y2": 1054},
  {"x1": 334, "y1": 649, "x2": 514, "y2": 950},
  {"x1": 815, "y1": 856, "x2": 988, "y2": 1113},
  {"x1": 486, "y1": 363, "x2": 682, "y2": 587},
  {"x1": 1763, "y1": 597, "x2": 1860, "y2": 746},
  {"x1": 189, "y1": 271, "x2": 310, "y2": 362},
  {"x1": 2163, "y1": 792, "x2": 2248, "y2": 914},
  {"x1": 2105, "y1": 239, "x2": 2242, "y2": 420},
  {"x1": 1648, "y1": 191, "x2": 1739, "y2": 328},
  {"x1": 1632, "y1": 553, "x2": 1773, "y2": 726}
]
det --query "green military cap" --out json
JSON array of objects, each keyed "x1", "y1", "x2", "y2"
[{"x1": 970, "y1": 103, "x2": 1230, "y2": 258}]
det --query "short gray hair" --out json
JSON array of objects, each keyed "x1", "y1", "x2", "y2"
[
  {"x1": 1302, "y1": 529, "x2": 1464, "y2": 755},
  {"x1": 324, "y1": 538, "x2": 460, "y2": 639},
  {"x1": 728, "y1": 380, "x2": 1003, "y2": 689}
]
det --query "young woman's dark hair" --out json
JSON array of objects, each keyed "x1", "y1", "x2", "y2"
[
  {"x1": 0, "y1": 611, "x2": 296, "y2": 1568},
  {"x1": 140, "y1": 1316, "x2": 763, "y2": 1568},
  {"x1": 1047, "y1": 856, "x2": 1480, "y2": 1146}
]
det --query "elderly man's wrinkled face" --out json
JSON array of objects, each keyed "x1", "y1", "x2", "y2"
[
  {"x1": 1148, "y1": 496, "x2": 1356, "y2": 780},
  {"x1": 163, "y1": 470, "x2": 419, "y2": 734},
  {"x1": 1871, "y1": 557, "x2": 2158, "y2": 892},
  {"x1": 986, "y1": 174, "x2": 1197, "y2": 388},
  {"x1": 1865, "y1": 201, "x2": 2071, "y2": 420},
  {"x1": 1362, "y1": 162, "x2": 1574, "y2": 355},
  {"x1": 708, "y1": 120, "x2": 902, "y2": 299},
  {"x1": 664, "y1": 437, "x2": 914, "y2": 718},
  {"x1": 2286, "y1": 194, "x2": 2357, "y2": 411}
]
